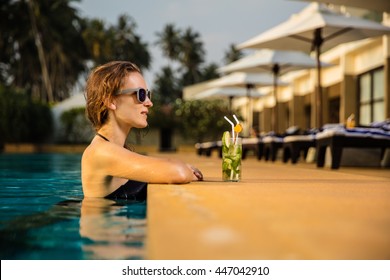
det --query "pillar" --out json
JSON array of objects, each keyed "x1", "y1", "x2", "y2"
[{"x1": 340, "y1": 74, "x2": 357, "y2": 123}]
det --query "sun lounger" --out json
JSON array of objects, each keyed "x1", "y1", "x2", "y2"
[
  {"x1": 242, "y1": 137, "x2": 262, "y2": 159},
  {"x1": 195, "y1": 141, "x2": 221, "y2": 157},
  {"x1": 262, "y1": 135, "x2": 284, "y2": 162},
  {"x1": 282, "y1": 134, "x2": 316, "y2": 164},
  {"x1": 257, "y1": 140, "x2": 264, "y2": 160},
  {"x1": 260, "y1": 126, "x2": 303, "y2": 162},
  {"x1": 316, "y1": 126, "x2": 390, "y2": 169}
]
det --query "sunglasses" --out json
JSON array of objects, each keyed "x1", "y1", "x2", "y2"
[{"x1": 116, "y1": 87, "x2": 152, "y2": 103}]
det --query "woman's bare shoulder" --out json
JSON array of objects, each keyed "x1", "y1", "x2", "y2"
[
  {"x1": 82, "y1": 139, "x2": 194, "y2": 184},
  {"x1": 82, "y1": 140, "x2": 132, "y2": 166}
]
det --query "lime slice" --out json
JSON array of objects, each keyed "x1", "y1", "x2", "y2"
[
  {"x1": 222, "y1": 131, "x2": 231, "y2": 148},
  {"x1": 234, "y1": 124, "x2": 242, "y2": 133}
]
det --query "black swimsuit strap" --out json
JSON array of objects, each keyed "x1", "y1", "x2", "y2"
[
  {"x1": 96, "y1": 133, "x2": 131, "y2": 150},
  {"x1": 96, "y1": 133, "x2": 110, "y2": 142}
]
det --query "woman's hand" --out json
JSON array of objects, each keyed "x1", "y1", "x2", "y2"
[{"x1": 188, "y1": 165, "x2": 203, "y2": 181}]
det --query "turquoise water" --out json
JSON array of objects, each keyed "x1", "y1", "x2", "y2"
[{"x1": 0, "y1": 153, "x2": 146, "y2": 260}]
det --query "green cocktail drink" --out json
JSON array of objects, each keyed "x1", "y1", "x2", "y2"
[{"x1": 222, "y1": 132, "x2": 242, "y2": 182}]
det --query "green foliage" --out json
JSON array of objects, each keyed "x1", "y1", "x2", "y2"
[
  {"x1": 174, "y1": 99, "x2": 233, "y2": 142},
  {"x1": 155, "y1": 24, "x2": 220, "y2": 87},
  {"x1": 152, "y1": 66, "x2": 182, "y2": 104},
  {"x1": 223, "y1": 44, "x2": 244, "y2": 64},
  {"x1": 147, "y1": 66, "x2": 181, "y2": 130},
  {"x1": 363, "y1": 11, "x2": 382, "y2": 23},
  {"x1": 148, "y1": 98, "x2": 235, "y2": 143},
  {"x1": 201, "y1": 63, "x2": 220, "y2": 81},
  {"x1": 0, "y1": 86, "x2": 53, "y2": 143},
  {"x1": 1, "y1": 1, "x2": 151, "y2": 103},
  {"x1": 1, "y1": 3, "x2": 236, "y2": 147},
  {"x1": 82, "y1": 14, "x2": 151, "y2": 70},
  {"x1": 1, "y1": 0, "x2": 89, "y2": 102},
  {"x1": 148, "y1": 102, "x2": 178, "y2": 129},
  {"x1": 59, "y1": 107, "x2": 93, "y2": 144}
]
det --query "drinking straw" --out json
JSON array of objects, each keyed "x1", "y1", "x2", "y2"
[
  {"x1": 224, "y1": 116, "x2": 235, "y2": 140},
  {"x1": 233, "y1": 114, "x2": 241, "y2": 144},
  {"x1": 233, "y1": 114, "x2": 240, "y2": 125}
]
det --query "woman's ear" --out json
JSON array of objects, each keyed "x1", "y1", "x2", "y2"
[
  {"x1": 108, "y1": 102, "x2": 117, "y2": 110},
  {"x1": 104, "y1": 98, "x2": 117, "y2": 110}
]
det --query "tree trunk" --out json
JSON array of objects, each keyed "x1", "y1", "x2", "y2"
[
  {"x1": 27, "y1": 0, "x2": 54, "y2": 103},
  {"x1": 159, "y1": 128, "x2": 176, "y2": 152}
]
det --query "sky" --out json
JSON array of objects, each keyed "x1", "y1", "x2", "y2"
[{"x1": 72, "y1": 0, "x2": 309, "y2": 84}]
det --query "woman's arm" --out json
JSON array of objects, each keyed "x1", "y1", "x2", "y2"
[{"x1": 89, "y1": 141, "x2": 202, "y2": 184}]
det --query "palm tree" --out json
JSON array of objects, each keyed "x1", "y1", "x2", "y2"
[
  {"x1": 83, "y1": 14, "x2": 151, "y2": 71},
  {"x1": 82, "y1": 18, "x2": 112, "y2": 65},
  {"x1": 27, "y1": 0, "x2": 53, "y2": 102},
  {"x1": 153, "y1": 24, "x2": 221, "y2": 147},
  {"x1": 155, "y1": 23, "x2": 181, "y2": 62},
  {"x1": 224, "y1": 43, "x2": 243, "y2": 64},
  {"x1": 200, "y1": 63, "x2": 220, "y2": 81},
  {"x1": 153, "y1": 66, "x2": 181, "y2": 105},
  {"x1": 148, "y1": 66, "x2": 181, "y2": 151},
  {"x1": 179, "y1": 27, "x2": 205, "y2": 86},
  {"x1": 1, "y1": 0, "x2": 88, "y2": 102},
  {"x1": 111, "y1": 15, "x2": 151, "y2": 70},
  {"x1": 155, "y1": 24, "x2": 219, "y2": 86}
]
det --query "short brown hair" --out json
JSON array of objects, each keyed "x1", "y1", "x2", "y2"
[{"x1": 85, "y1": 61, "x2": 141, "y2": 131}]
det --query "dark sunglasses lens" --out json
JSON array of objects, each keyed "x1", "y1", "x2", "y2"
[{"x1": 138, "y1": 89, "x2": 146, "y2": 102}]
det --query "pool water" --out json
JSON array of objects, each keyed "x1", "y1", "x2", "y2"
[{"x1": 0, "y1": 153, "x2": 146, "y2": 260}]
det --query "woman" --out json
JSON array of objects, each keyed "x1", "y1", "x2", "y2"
[{"x1": 82, "y1": 61, "x2": 203, "y2": 199}]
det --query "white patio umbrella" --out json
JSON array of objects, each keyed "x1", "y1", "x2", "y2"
[
  {"x1": 237, "y1": 2, "x2": 390, "y2": 128},
  {"x1": 193, "y1": 86, "x2": 265, "y2": 100},
  {"x1": 207, "y1": 71, "x2": 282, "y2": 88},
  {"x1": 218, "y1": 49, "x2": 331, "y2": 131},
  {"x1": 219, "y1": 49, "x2": 328, "y2": 74},
  {"x1": 193, "y1": 86, "x2": 266, "y2": 111},
  {"x1": 206, "y1": 72, "x2": 288, "y2": 134},
  {"x1": 294, "y1": 0, "x2": 390, "y2": 13}
]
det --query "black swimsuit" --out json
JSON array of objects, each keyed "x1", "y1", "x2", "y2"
[
  {"x1": 95, "y1": 133, "x2": 147, "y2": 201},
  {"x1": 105, "y1": 180, "x2": 147, "y2": 201}
]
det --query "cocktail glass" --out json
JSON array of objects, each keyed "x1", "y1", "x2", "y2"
[{"x1": 222, "y1": 137, "x2": 242, "y2": 182}]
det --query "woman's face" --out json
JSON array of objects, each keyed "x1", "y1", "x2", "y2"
[{"x1": 113, "y1": 72, "x2": 153, "y2": 129}]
